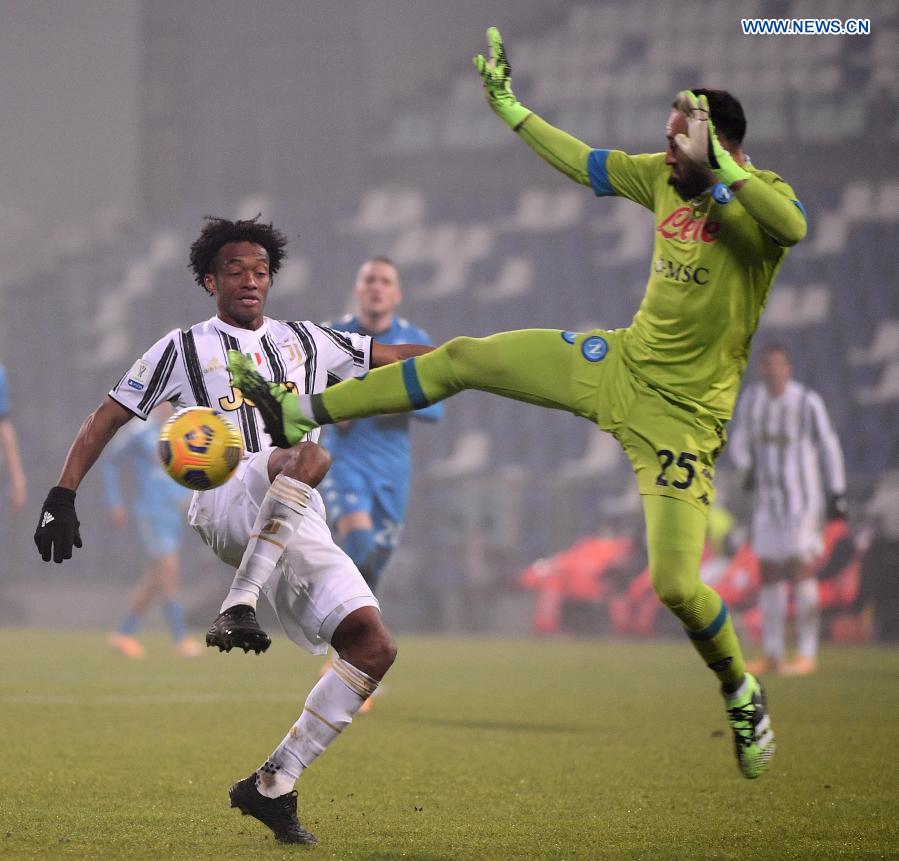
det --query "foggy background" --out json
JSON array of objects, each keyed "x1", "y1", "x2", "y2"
[{"x1": 1, "y1": 0, "x2": 896, "y2": 640}]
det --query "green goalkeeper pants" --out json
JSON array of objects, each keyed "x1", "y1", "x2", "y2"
[{"x1": 320, "y1": 328, "x2": 745, "y2": 685}]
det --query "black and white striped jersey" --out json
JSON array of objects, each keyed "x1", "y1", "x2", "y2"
[
  {"x1": 109, "y1": 315, "x2": 371, "y2": 452},
  {"x1": 729, "y1": 380, "x2": 846, "y2": 518}
]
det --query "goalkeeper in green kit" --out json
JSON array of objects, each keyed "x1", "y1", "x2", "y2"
[{"x1": 230, "y1": 27, "x2": 808, "y2": 779}]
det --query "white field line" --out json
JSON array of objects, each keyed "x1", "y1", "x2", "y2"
[{"x1": 2, "y1": 692, "x2": 303, "y2": 705}]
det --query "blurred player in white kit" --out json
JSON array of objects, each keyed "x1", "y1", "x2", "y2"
[{"x1": 729, "y1": 344, "x2": 847, "y2": 675}]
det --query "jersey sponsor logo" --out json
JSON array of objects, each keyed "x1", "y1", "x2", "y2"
[
  {"x1": 654, "y1": 257, "x2": 711, "y2": 285},
  {"x1": 712, "y1": 182, "x2": 734, "y2": 205},
  {"x1": 656, "y1": 207, "x2": 721, "y2": 243},
  {"x1": 126, "y1": 359, "x2": 151, "y2": 391},
  {"x1": 581, "y1": 335, "x2": 608, "y2": 362},
  {"x1": 561, "y1": 330, "x2": 577, "y2": 344}
]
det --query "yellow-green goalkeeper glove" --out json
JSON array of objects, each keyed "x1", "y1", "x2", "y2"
[
  {"x1": 674, "y1": 90, "x2": 751, "y2": 187},
  {"x1": 473, "y1": 26, "x2": 531, "y2": 130}
]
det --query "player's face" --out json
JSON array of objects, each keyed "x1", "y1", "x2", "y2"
[
  {"x1": 354, "y1": 260, "x2": 401, "y2": 323},
  {"x1": 665, "y1": 108, "x2": 712, "y2": 201},
  {"x1": 205, "y1": 241, "x2": 271, "y2": 330},
  {"x1": 760, "y1": 349, "x2": 792, "y2": 393}
]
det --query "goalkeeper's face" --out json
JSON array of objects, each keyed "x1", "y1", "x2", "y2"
[{"x1": 665, "y1": 108, "x2": 711, "y2": 201}]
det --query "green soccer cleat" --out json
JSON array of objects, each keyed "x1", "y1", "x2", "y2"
[
  {"x1": 724, "y1": 673, "x2": 776, "y2": 779},
  {"x1": 227, "y1": 350, "x2": 318, "y2": 447}
]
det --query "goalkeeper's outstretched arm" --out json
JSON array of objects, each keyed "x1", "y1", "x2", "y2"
[{"x1": 474, "y1": 27, "x2": 592, "y2": 187}]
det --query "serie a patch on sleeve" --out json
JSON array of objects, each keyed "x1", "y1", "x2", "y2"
[{"x1": 127, "y1": 359, "x2": 151, "y2": 391}]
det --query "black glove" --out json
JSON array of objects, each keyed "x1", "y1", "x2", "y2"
[
  {"x1": 34, "y1": 486, "x2": 82, "y2": 563},
  {"x1": 826, "y1": 493, "x2": 848, "y2": 521}
]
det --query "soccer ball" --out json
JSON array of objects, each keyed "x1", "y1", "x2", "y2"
[{"x1": 158, "y1": 406, "x2": 243, "y2": 490}]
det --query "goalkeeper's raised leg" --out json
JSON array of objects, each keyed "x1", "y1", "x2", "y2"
[{"x1": 229, "y1": 330, "x2": 585, "y2": 447}]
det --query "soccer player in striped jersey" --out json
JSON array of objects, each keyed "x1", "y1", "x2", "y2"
[
  {"x1": 228, "y1": 28, "x2": 809, "y2": 780},
  {"x1": 729, "y1": 344, "x2": 847, "y2": 676},
  {"x1": 34, "y1": 216, "x2": 430, "y2": 846}
]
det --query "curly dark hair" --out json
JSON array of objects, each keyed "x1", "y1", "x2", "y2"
[{"x1": 188, "y1": 214, "x2": 289, "y2": 289}]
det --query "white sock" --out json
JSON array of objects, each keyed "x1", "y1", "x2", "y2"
[
  {"x1": 256, "y1": 658, "x2": 379, "y2": 798},
  {"x1": 759, "y1": 582, "x2": 788, "y2": 663},
  {"x1": 221, "y1": 475, "x2": 311, "y2": 612},
  {"x1": 794, "y1": 578, "x2": 820, "y2": 661}
]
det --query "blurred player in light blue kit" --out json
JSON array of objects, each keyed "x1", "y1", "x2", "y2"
[
  {"x1": 321, "y1": 257, "x2": 443, "y2": 593},
  {"x1": 0, "y1": 363, "x2": 27, "y2": 513},
  {"x1": 102, "y1": 402, "x2": 201, "y2": 658}
]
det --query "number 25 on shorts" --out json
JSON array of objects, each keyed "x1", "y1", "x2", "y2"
[{"x1": 655, "y1": 449, "x2": 697, "y2": 490}]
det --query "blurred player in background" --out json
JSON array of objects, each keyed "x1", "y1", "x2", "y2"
[
  {"x1": 230, "y1": 27, "x2": 810, "y2": 781},
  {"x1": 33, "y1": 216, "x2": 430, "y2": 846},
  {"x1": 729, "y1": 344, "x2": 847, "y2": 676},
  {"x1": 0, "y1": 362, "x2": 27, "y2": 513},
  {"x1": 321, "y1": 257, "x2": 443, "y2": 593},
  {"x1": 101, "y1": 401, "x2": 201, "y2": 658}
]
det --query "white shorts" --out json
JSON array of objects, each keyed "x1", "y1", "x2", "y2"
[
  {"x1": 187, "y1": 448, "x2": 379, "y2": 655},
  {"x1": 751, "y1": 507, "x2": 823, "y2": 564}
]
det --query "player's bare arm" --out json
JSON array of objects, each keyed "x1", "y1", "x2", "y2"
[
  {"x1": 57, "y1": 397, "x2": 133, "y2": 491},
  {"x1": 35, "y1": 396, "x2": 132, "y2": 563},
  {"x1": 371, "y1": 342, "x2": 434, "y2": 367},
  {"x1": 0, "y1": 417, "x2": 27, "y2": 510}
]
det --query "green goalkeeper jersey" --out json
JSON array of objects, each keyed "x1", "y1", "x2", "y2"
[{"x1": 587, "y1": 149, "x2": 803, "y2": 421}]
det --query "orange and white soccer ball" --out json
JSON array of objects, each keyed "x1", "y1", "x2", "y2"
[{"x1": 157, "y1": 406, "x2": 243, "y2": 490}]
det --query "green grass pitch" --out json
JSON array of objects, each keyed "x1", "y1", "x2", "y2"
[{"x1": 0, "y1": 631, "x2": 896, "y2": 860}]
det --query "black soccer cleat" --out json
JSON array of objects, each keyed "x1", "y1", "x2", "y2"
[
  {"x1": 206, "y1": 604, "x2": 272, "y2": 654},
  {"x1": 228, "y1": 773, "x2": 318, "y2": 845}
]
